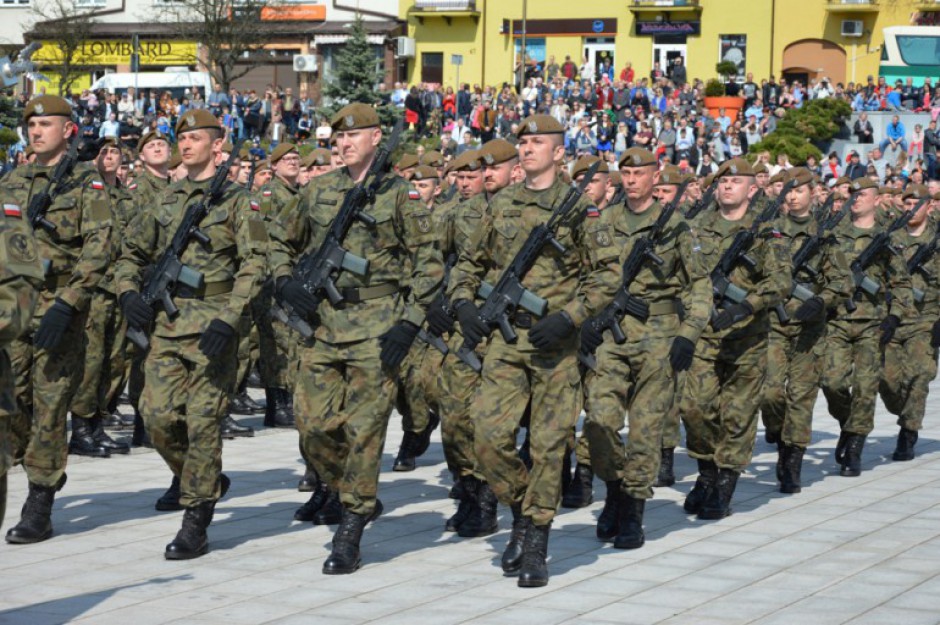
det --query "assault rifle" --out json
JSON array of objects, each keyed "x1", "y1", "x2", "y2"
[
  {"x1": 273, "y1": 118, "x2": 404, "y2": 339},
  {"x1": 125, "y1": 153, "x2": 236, "y2": 350},
  {"x1": 245, "y1": 156, "x2": 257, "y2": 191},
  {"x1": 441, "y1": 182, "x2": 459, "y2": 203},
  {"x1": 608, "y1": 184, "x2": 625, "y2": 208},
  {"x1": 845, "y1": 197, "x2": 926, "y2": 312},
  {"x1": 27, "y1": 132, "x2": 81, "y2": 234},
  {"x1": 907, "y1": 224, "x2": 940, "y2": 304},
  {"x1": 416, "y1": 252, "x2": 457, "y2": 355},
  {"x1": 710, "y1": 180, "x2": 795, "y2": 312},
  {"x1": 773, "y1": 193, "x2": 854, "y2": 324},
  {"x1": 455, "y1": 161, "x2": 601, "y2": 372},
  {"x1": 683, "y1": 176, "x2": 719, "y2": 221},
  {"x1": 579, "y1": 180, "x2": 691, "y2": 370}
]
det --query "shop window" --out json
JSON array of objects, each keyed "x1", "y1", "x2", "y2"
[
  {"x1": 0, "y1": 0, "x2": 30, "y2": 6},
  {"x1": 422, "y1": 52, "x2": 443, "y2": 85}
]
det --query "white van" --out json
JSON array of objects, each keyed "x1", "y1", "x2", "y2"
[{"x1": 90, "y1": 70, "x2": 213, "y2": 99}]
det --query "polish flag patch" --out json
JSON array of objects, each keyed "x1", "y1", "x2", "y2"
[
  {"x1": 408, "y1": 189, "x2": 420, "y2": 200},
  {"x1": 91, "y1": 180, "x2": 105, "y2": 190},
  {"x1": 262, "y1": 190, "x2": 272, "y2": 197},
  {"x1": 4, "y1": 203, "x2": 22, "y2": 218},
  {"x1": 128, "y1": 183, "x2": 138, "y2": 191},
  {"x1": 586, "y1": 206, "x2": 600, "y2": 218},
  {"x1": 250, "y1": 200, "x2": 260, "y2": 211}
]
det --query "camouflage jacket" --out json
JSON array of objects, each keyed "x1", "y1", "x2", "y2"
[
  {"x1": 2, "y1": 161, "x2": 112, "y2": 317},
  {"x1": 0, "y1": 208, "x2": 43, "y2": 348},
  {"x1": 98, "y1": 180, "x2": 136, "y2": 295},
  {"x1": 890, "y1": 224, "x2": 939, "y2": 330},
  {"x1": 114, "y1": 176, "x2": 268, "y2": 337},
  {"x1": 258, "y1": 176, "x2": 302, "y2": 222},
  {"x1": 585, "y1": 200, "x2": 711, "y2": 344},
  {"x1": 269, "y1": 166, "x2": 444, "y2": 344},
  {"x1": 129, "y1": 170, "x2": 171, "y2": 202}
]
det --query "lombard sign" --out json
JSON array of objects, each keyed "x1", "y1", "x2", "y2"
[
  {"x1": 34, "y1": 40, "x2": 198, "y2": 66},
  {"x1": 636, "y1": 21, "x2": 701, "y2": 36}
]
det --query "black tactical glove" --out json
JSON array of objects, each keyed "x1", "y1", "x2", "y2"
[
  {"x1": 879, "y1": 314, "x2": 900, "y2": 348},
  {"x1": 580, "y1": 319, "x2": 604, "y2": 354},
  {"x1": 34, "y1": 299, "x2": 75, "y2": 350},
  {"x1": 668, "y1": 336, "x2": 695, "y2": 372},
  {"x1": 276, "y1": 276, "x2": 321, "y2": 318},
  {"x1": 379, "y1": 321, "x2": 420, "y2": 369},
  {"x1": 426, "y1": 300, "x2": 455, "y2": 337},
  {"x1": 198, "y1": 319, "x2": 236, "y2": 358},
  {"x1": 711, "y1": 301, "x2": 754, "y2": 332},
  {"x1": 528, "y1": 311, "x2": 576, "y2": 350},
  {"x1": 794, "y1": 296, "x2": 825, "y2": 323},
  {"x1": 932, "y1": 320, "x2": 940, "y2": 349},
  {"x1": 120, "y1": 291, "x2": 154, "y2": 328},
  {"x1": 455, "y1": 300, "x2": 488, "y2": 348}
]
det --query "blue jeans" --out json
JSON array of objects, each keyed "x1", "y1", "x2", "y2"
[
  {"x1": 880, "y1": 139, "x2": 908, "y2": 153},
  {"x1": 926, "y1": 153, "x2": 937, "y2": 180}
]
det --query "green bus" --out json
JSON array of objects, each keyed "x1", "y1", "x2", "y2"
[{"x1": 879, "y1": 26, "x2": 940, "y2": 86}]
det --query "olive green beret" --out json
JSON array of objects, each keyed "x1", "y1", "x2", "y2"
[
  {"x1": 608, "y1": 170, "x2": 622, "y2": 186},
  {"x1": 849, "y1": 177, "x2": 878, "y2": 192},
  {"x1": 835, "y1": 176, "x2": 852, "y2": 187},
  {"x1": 571, "y1": 155, "x2": 608, "y2": 179},
  {"x1": 902, "y1": 184, "x2": 929, "y2": 200},
  {"x1": 331, "y1": 103, "x2": 379, "y2": 132},
  {"x1": 138, "y1": 129, "x2": 170, "y2": 152},
  {"x1": 516, "y1": 114, "x2": 565, "y2": 137},
  {"x1": 220, "y1": 141, "x2": 234, "y2": 155},
  {"x1": 618, "y1": 147, "x2": 657, "y2": 169},
  {"x1": 255, "y1": 159, "x2": 271, "y2": 173},
  {"x1": 303, "y1": 148, "x2": 332, "y2": 168},
  {"x1": 716, "y1": 157, "x2": 755, "y2": 178},
  {"x1": 397, "y1": 153, "x2": 419, "y2": 171},
  {"x1": 420, "y1": 150, "x2": 444, "y2": 168},
  {"x1": 175, "y1": 109, "x2": 220, "y2": 136},
  {"x1": 450, "y1": 150, "x2": 483, "y2": 172},
  {"x1": 479, "y1": 139, "x2": 518, "y2": 166},
  {"x1": 656, "y1": 165, "x2": 683, "y2": 186},
  {"x1": 787, "y1": 167, "x2": 814, "y2": 187},
  {"x1": 98, "y1": 136, "x2": 120, "y2": 151},
  {"x1": 24, "y1": 95, "x2": 72, "y2": 122},
  {"x1": 702, "y1": 172, "x2": 715, "y2": 188},
  {"x1": 412, "y1": 165, "x2": 440, "y2": 181},
  {"x1": 753, "y1": 162, "x2": 769, "y2": 175},
  {"x1": 24, "y1": 145, "x2": 34, "y2": 157},
  {"x1": 168, "y1": 153, "x2": 183, "y2": 169},
  {"x1": 270, "y1": 142, "x2": 298, "y2": 164},
  {"x1": 769, "y1": 170, "x2": 788, "y2": 185}
]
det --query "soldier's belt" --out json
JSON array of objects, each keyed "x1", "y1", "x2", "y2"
[
  {"x1": 42, "y1": 274, "x2": 71, "y2": 291},
  {"x1": 647, "y1": 299, "x2": 681, "y2": 317},
  {"x1": 176, "y1": 279, "x2": 235, "y2": 300},
  {"x1": 339, "y1": 283, "x2": 398, "y2": 304}
]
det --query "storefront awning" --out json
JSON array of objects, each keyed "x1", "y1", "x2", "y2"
[{"x1": 313, "y1": 33, "x2": 386, "y2": 46}]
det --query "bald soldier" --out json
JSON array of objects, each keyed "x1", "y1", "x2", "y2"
[{"x1": 6, "y1": 96, "x2": 113, "y2": 544}]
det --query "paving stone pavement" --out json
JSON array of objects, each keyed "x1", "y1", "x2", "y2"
[{"x1": 2, "y1": 382, "x2": 940, "y2": 625}]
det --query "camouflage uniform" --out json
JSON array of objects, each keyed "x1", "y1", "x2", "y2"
[
  {"x1": 269, "y1": 168, "x2": 443, "y2": 516},
  {"x1": 448, "y1": 178, "x2": 601, "y2": 526},
  {"x1": 0, "y1": 207, "x2": 44, "y2": 528},
  {"x1": 8, "y1": 163, "x2": 112, "y2": 487},
  {"x1": 114, "y1": 178, "x2": 268, "y2": 506},
  {"x1": 583, "y1": 200, "x2": 710, "y2": 499}
]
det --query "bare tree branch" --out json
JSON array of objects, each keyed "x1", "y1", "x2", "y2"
[{"x1": 29, "y1": 0, "x2": 98, "y2": 96}]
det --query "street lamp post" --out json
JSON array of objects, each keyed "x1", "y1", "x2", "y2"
[{"x1": 518, "y1": 0, "x2": 527, "y2": 91}]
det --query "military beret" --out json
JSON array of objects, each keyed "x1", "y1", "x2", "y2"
[
  {"x1": 220, "y1": 141, "x2": 234, "y2": 155},
  {"x1": 23, "y1": 145, "x2": 33, "y2": 157},
  {"x1": 835, "y1": 176, "x2": 852, "y2": 187},
  {"x1": 769, "y1": 170, "x2": 788, "y2": 185},
  {"x1": 933, "y1": 192, "x2": 940, "y2": 201},
  {"x1": 516, "y1": 114, "x2": 565, "y2": 137},
  {"x1": 753, "y1": 162, "x2": 769, "y2": 175},
  {"x1": 238, "y1": 148, "x2": 252, "y2": 161},
  {"x1": 397, "y1": 153, "x2": 419, "y2": 171},
  {"x1": 24, "y1": 95, "x2": 72, "y2": 122},
  {"x1": 331, "y1": 103, "x2": 379, "y2": 132},
  {"x1": 175, "y1": 109, "x2": 220, "y2": 136},
  {"x1": 618, "y1": 147, "x2": 657, "y2": 169},
  {"x1": 608, "y1": 170, "x2": 622, "y2": 186},
  {"x1": 902, "y1": 184, "x2": 929, "y2": 200},
  {"x1": 137, "y1": 129, "x2": 170, "y2": 152},
  {"x1": 479, "y1": 139, "x2": 518, "y2": 166},
  {"x1": 450, "y1": 150, "x2": 483, "y2": 172},
  {"x1": 849, "y1": 177, "x2": 878, "y2": 192},
  {"x1": 787, "y1": 167, "x2": 814, "y2": 187},
  {"x1": 878, "y1": 185, "x2": 893, "y2": 195},
  {"x1": 303, "y1": 148, "x2": 332, "y2": 168},
  {"x1": 98, "y1": 136, "x2": 120, "y2": 151},
  {"x1": 412, "y1": 165, "x2": 440, "y2": 181},
  {"x1": 420, "y1": 150, "x2": 444, "y2": 168},
  {"x1": 716, "y1": 158, "x2": 755, "y2": 178},
  {"x1": 256, "y1": 159, "x2": 271, "y2": 173},
  {"x1": 702, "y1": 173, "x2": 715, "y2": 188},
  {"x1": 270, "y1": 142, "x2": 298, "y2": 164},
  {"x1": 656, "y1": 165, "x2": 683, "y2": 186},
  {"x1": 571, "y1": 156, "x2": 608, "y2": 180},
  {"x1": 168, "y1": 153, "x2": 183, "y2": 170}
]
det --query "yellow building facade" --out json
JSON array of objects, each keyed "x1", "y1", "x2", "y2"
[{"x1": 399, "y1": 0, "x2": 937, "y2": 88}]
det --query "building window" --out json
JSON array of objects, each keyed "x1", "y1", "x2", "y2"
[
  {"x1": 421, "y1": 52, "x2": 443, "y2": 84},
  {"x1": 0, "y1": 0, "x2": 30, "y2": 6},
  {"x1": 718, "y1": 34, "x2": 747, "y2": 82},
  {"x1": 74, "y1": 0, "x2": 106, "y2": 7}
]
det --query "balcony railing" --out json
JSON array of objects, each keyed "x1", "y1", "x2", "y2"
[
  {"x1": 631, "y1": 0, "x2": 699, "y2": 7},
  {"x1": 414, "y1": 0, "x2": 476, "y2": 10},
  {"x1": 827, "y1": 0, "x2": 878, "y2": 6}
]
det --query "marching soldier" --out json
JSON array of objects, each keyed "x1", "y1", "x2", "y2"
[
  {"x1": 114, "y1": 109, "x2": 268, "y2": 558},
  {"x1": 6, "y1": 96, "x2": 113, "y2": 544}
]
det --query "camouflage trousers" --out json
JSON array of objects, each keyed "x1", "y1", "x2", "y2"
[
  {"x1": 71, "y1": 290, "x2": 128, "y2": 419},
  {"x1": 235, "y1": 313, "x2": 258, "y2": 390},
  {"x1": 253, "y1": 282, "x2": 297, "y2": 390},
  {"x1": 680, "y1": 332, "x2": 767, "y2": 472},
  {"x1": 661, "y1": 386, "x2": 682, "y2": 449},
  {"x1": 821, "y1": 319, "x2": 881, "y2": 436},
  {"x1": 294, "y1": 337, "x2": 396, "y2": 516},
  {"x1": 401, "y1": 339, "x2": 445, "y2": 435},
  {"x1": 880, "y1": 321, "x2": 938, "y2": 431},
  {"x1": 439, "y1": 333, "x2": 483, "y2": 479},
  {"x1": 473, "y1": 334, "x2": 582, "y2": 526},
  {"x1": 139, "y1": 334, "x2": 234, "y2": 507},
  {"x1": 9, "y1": 308, "x2": 87, "y2": 488},
  {"x1": 583, "y1": 316, "x2": 678, "y2": 499},
  {"x1": 1, "y1": 351, "x2": 13, "y2": 530},
  {"x1": 760, "y1": 321, "x2": 825, "y2": 448}
]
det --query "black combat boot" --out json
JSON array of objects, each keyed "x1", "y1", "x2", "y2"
[
  {"x1": 840, "y1": 434, "x2": 866, "y2": 477},
  {"x1": 68, "y1": 417, "x2": 110, "y2": 458},
  {"x1": 131, "y1": 410, "x2": 152, "y2": 448},
  {"x1": 446, "y1": 476, "x2": 477, "y2": 532},
  {"x1": 5, "y1": 475, "x2": 66, "y2": 544},
  {"x1": 229, "y1": 390, "x2": 262, "y2": 415},
  {"x1": 834, "y1": 429, "x2": 849, "y2": 464},
  {"x1": 596, "y1": 481, "x2": 621, "y2": 541},
  {"x1": 263, "y1": 388, "x2": 294, "y2": 428},
  {"x1": 654, "y1": 448, "x2": 676, "y2": 487},
  {"x1": 562, "y1": 463, "x2": 594, "y2": 508},
  {"x1": 780, "y1": 445, "x2": 805, "y2": 494},
  {"x1": 765, "y1": 429, "x2": 780, "y2": 445},
  {"x1": 458, "y1": 480, "x2": 498, "y2": 538},
  {"x1": 322, "y1": 508, "x2": 368, "y2": 575},
  {"x1": 501, "y1": 503, "x2": 528, "y2": 574},
  {"x1": 892, "y1": 427, "x2": 918, "y2": 462},
  {"x1": 90, "y1": 416, "x2": 130, "y2": 454},
  {"x1": 294, "y1": 483, "x2": 331, "y2": 522},
  {"x1": 518, "y1": 522, "x2": 551, "y2": 588},
  {"x1": 613, "y1": 494, "x2": 645, "y2": 550},
  {"x1": 697, "y1": 468, "x2": 739, "y2": 520},
  {"x1": 313, "y1": 491, "x2": 344, "y2": 525},
  {"x1": 683, "y1": 459, "x2": 717, "y2": 514},
  {"x1": 393, "y1": 429, "x2": 421, "y2": 472},
  {"x1": 775, "y1": 441, "x2": 785, "y2": 483},
  {"x1": 164, "y1": 502, "x2": 213, "y2": 560},
  {"x1": 155, "y1": 476, "x2": 183, "y2": 511},
  {"x1": 220, "y1": 415, "x2": 255, "y2": 439},
  {"x1": 298, "y1": 466, "x2": 318, "y2": 492},
  {"x1": 413, "y1": 412, "x2": 441, "y2": 458}
]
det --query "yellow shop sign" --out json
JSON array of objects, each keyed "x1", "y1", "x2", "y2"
[{"x1": 33, "y1": 40, "x2": 198, "y2": 66}]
